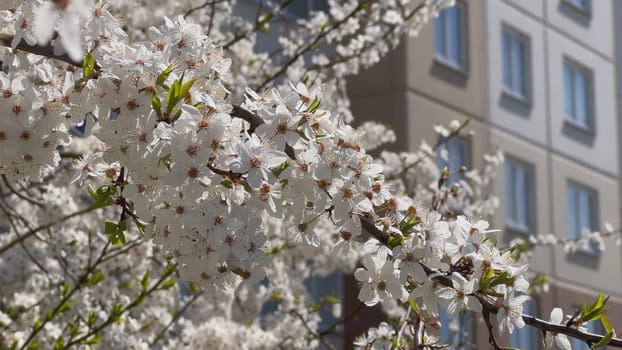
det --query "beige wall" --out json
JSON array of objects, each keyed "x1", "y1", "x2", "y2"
[
  {"x1": 546, "y1": 0, "x2": 615, "y2": 59},
  {"x1": 403, "y1": 0, "x2": 486, "y2": 121}
]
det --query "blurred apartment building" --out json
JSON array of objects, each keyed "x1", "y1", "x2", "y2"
[{"x1": 347, "y1": 0, "x2": 622, "y2": 348}]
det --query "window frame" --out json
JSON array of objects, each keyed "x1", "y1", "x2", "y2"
[
  {"x1": 566, "y1": 181, "x2": 599, "y2": 254},
  {"x1": 501, "y1": 25, "x2": 531, "y2": 103},
  {"x1": 434, "y1": 1, "x2": 468, "y2": 73},
  {"x1": 562, "y1": 0, "x2": 591, "y2": 16},
  {"x1": 504, "y1": 157, "x2": 535, "y2": 235},
  {"x1": 563, "y1": 58, "x2": 594, "y2": 134}
]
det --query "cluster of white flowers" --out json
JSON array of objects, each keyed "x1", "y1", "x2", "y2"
[{"x1": 0, "y1": 0, "x2": 616, "y2": 349}]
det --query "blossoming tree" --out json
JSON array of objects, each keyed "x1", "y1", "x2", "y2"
[{"x1": 0, "y1": 0, "x2": 618, "y2": 349}]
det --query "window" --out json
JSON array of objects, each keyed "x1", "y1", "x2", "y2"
[
  {"x1": 566, "y1": 183, "x2": 598, "y2": 252},
  {"x1": 502, "y1": 27, "x2": 529, "y2": 101},
  {"x1": 280, "y1": 0, "x2": 329, "y2": 18},
  {"x1": 439, "y1": 307, "x2": 473, "y2": 349},
  {"x1": 563, "y1": 60, "x2": 593, "y2": 131},
  {"x1": 436, "y1": 138, "x2": 470, "y2": 184},
  {"x1": 305, "y1": 272, "x2": 343, "y2": 349},
  {"x1": 509, "y1": 299, "x2": 538, "y2": 349},
  {"x1": 564, "y1": 0, "x2": 590, "y2": 13},
  {"x1": 434, "y1": 2, "x2": 466, "y2": 70},
  {"x1": 505, "y1": 158, "x2": 534, "y2": 233}
]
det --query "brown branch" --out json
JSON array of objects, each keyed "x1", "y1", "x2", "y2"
[
  {"x1": 482, "y1": 310, "x2": 504, "y2": 350},
  {"x1": 207, "y1": 162, "x2": 242, "y2": 179},
  {"x1": 183, "y1": 0, "x2": 229, "y2": 18},
  {"x1": 0, "y1": 35, "x2": 81, "y2": 66},
  {"x1": 232, "y1": 105, "x2": 264, "y2": 133},
  {"x1": 522, "y1": 315, "x2": 622, "y2": 348},
  {"x1": 230, "y1": 105, "x2": 296, "y2": 159}
]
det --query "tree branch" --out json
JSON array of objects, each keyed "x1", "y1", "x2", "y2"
[{"x1": 0, "y1": 35, "x2": 81, "y2": 66}]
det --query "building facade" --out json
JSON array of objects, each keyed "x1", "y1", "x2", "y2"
[{"x1": 348, "y1": 0, "x2": 622, "y2": 348}]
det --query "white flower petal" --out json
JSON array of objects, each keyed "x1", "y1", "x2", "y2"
[
  {"x1": 550, "y1": 308, "x2": 563, "y2": 324},
  {"x1": 465, "y1": 296, "x2": 482, "y2": 312},
  {"x1": 34, "y1": 3, "x2": 58, "y2": 45},
  {"x1": 555, "y1": 334, "x2": 571, "y2": 350}
]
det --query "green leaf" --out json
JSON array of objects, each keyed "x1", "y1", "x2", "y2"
[
  {"x1": 399, "y1": 216, "x2": 421, "y2": 236},
  {"x1": 271, "y1": 161, "x2": 291, "y2": 177},
  {"x1": 188, "y1": 282, "x2": 200, "y2": 293},
  {"x1": 323, "y1": 295, "x2": 340, "y2": 303},
  {"x1": 62, "y1": 281, "x2": 70, "y2": 296},
  {"x1": 104, "y1": 221, "x2": 127, "y2": 246},
  {"x1": 111, "y1": 231, "x2": 125, "y2": 245},
  {"x1": 179, "y1": 79, "x2": 195, "y2": 102},
  {"x1": 85, "y1": 334, "x2": 102, "y2": 345},
  {"x1": 489, "y1": 271, "x2": 513, "y2": 288},
  {"x1": 407, "y1": 299, "x2": 420, "y2": 313},
  {"x1": 53, "y1": 337, "x2": 65, "y2": 350},
  {"x1": 118, "y1": 220, "x2": 127, "y2": 232},
  {"x1": 110, "y1": 304, "x2": 124, "y2": 323},
  {"x1": 141, "y1": 271, "x2": 150, "y2": 292},
  {"x1": 166, "y1": 79, "x2": 181, "y2": 111},
  {"x1": 104, "y1": 221, "x2": 117, "y2": 236},
  {"x1": 27, "y1": 340, "x2": 39, "y2": 350},
  {"x1": 135, "y1": 220, "x2": 146, "y2": 236},
  {"x1": 581, "y1": 293, "x2": 609, "y2": 322},
  {"x1": 387, "y1": 235, "x2": 403, "y2": 249},
  {"x1": 305, "y1": 97, "x2": 320, "y2": 113},
  {"x1": 69, "y1": 322, "x2": 80, "y2": 338},
  {"x1": 87, "y1": 312, "x2": 97, "y2": 327},
  {"x1": 164, "y1": 78, "x2": 195, "y2": 113},
  {"x1": 163, "y1": 262, "x2": 177, "y2": 276},
  {"x1": 86, "y1": 269, "x2": 103, "y2": 287},
  {"x1": 58, "y1": 300, "x2": 73, "y2": 313},
  {"x1": 601, "y1": 315, "x2": 613, "y2": 333},
  {"x1": 32, "y1": 319, "x2": 42, "y2": 331},
  {"x1": 155, "y1": 65, "x2": 173, "y2": 87},
  {"x1": 85, "y1": 185, "x2": 116, "y2": 211},
  {"x1": 82, "y1": 52, "x2": 95, "y2": 78},
  {"x1": 152, "y1": 94, "x2": 162, "y2": 119},
  {"x1": 159, "y1": 278, "x2": 177, "y2": 290},
  {"x1": 592, "y1": 331, "x2": 613, "y2": 349},
  {"x1": 310, "y1": 303, "x2": 320, "y2": 312}
]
